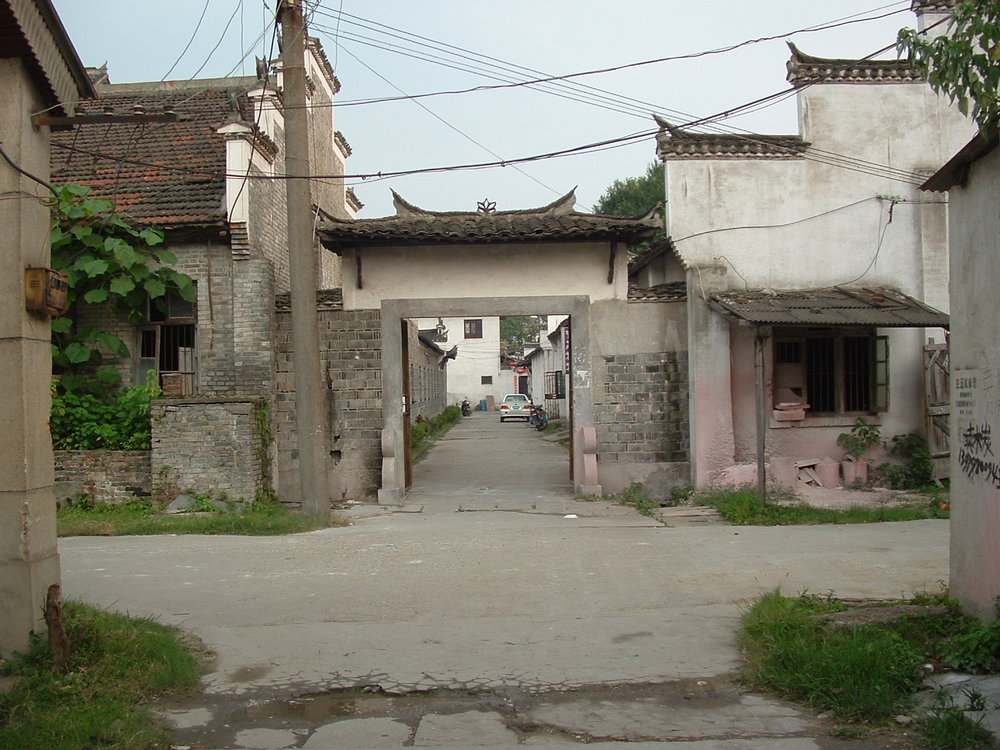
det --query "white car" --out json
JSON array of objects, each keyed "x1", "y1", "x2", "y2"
[{"x1": 499, "y1": 393, "x2": 532, "y2": 422}]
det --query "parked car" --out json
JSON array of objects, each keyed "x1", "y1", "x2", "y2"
[{"x1": 499, "y1": 393, "x2": 532, "y2": 422}]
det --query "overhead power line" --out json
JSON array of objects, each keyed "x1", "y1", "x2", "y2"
[
  {"x1": 311, "y1": 3, "x2": 910, "y2": 109},
  {"x1": 303, "y1": 2, "x2": 930, "y2": 185}
]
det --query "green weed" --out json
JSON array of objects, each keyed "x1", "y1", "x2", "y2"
[
  {"x1": 698, "y1": 484, "x2": 948, "y2": 526},
  {"x1": 58, "y1": 497, "x2": 341, "y2": 537},
  {"x1": 741, "y1": 590, "x2": 925, "y2": 722},
  {"x1": 618, "y1": 482, "x2": 660, "y2": 516},
  {"x1": 0, "y1": 601, "x2": 201, "y2": 750},
  {"x1": 920, "y1": 691, "x2": 994, "y2": 750}
]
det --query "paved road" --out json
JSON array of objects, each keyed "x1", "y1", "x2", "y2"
[{"x1": 60, "y1": 413, "x2": 949, "y2": 748}]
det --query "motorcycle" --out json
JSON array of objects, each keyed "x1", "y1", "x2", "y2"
[
  {"x1": 461, "y1": 398, "x2": 472, "y2": 417},
  {"x1": 527, "y1": 403, "x2": 548, "y2": 431}
]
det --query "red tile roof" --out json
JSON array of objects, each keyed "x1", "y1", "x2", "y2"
[{"x1": 50, "y1": 82, "x2": 256, "y2": 227}]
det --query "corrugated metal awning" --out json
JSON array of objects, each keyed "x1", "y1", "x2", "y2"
[{"x1": 709, "y1": 286, "x2": 948, "y2": 328}]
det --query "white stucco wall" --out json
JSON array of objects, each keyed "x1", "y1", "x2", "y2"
[
  {"x1": 667, "y1": 74, "x2": 975, "y2": 486},
  {"x1": 415, "y1": 316, "x2": 505, "y2": 407},
  {"x1": 341, "y1": 241, "x2": 629, "y2": 311},
  {"x1": 944, "y1": 143, "x2": 1000, "y2": 622},
  {"x1": 669, "y1": 83, "x2": 972, "y2": 296}
]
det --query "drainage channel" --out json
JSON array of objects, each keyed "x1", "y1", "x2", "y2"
[{"x1": 158, "y1": 677, "x2": 851, "y2": 748}]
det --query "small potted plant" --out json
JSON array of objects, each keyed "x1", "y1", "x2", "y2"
[{"x1": 837, "y1": 417, "x2": 881, "y2": 485}]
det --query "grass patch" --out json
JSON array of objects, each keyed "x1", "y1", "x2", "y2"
[
  {"x1": 698, "y1": 485, "x2": 949, "y2": 526},
  {"x1": 741, "y1": 589, "x2": 1000, "y2": 745},
  {"x1": 541, "y1": 420, "x2": 564, "y2": 435},
  {"x1": 618, "y1": 482, "x2": 660, "y2": 516},
  {"x1": 0, "y1": 601, "x2": 202, "y2": 750},
  {"x1": 741, "y1": 590, "x2": 924, "y2": 721},
  {"x1": 58, "y1": 497, "x2": 341, "y2": 537},
  {"x1": 921, "y1": 692, "x2": 995, "y2": 750}
]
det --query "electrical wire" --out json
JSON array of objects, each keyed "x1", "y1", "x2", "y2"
[
  {"x1": 336, "y1": 45, "x2": 564, "y2": 200},
  {"x1": 0, "y1": 141, "x2": 56, "y2": 195},
  {"x1": 311, "y1": 3, "x2": 909, "y2": 109},
  {"x1": 302, "y1": 4, "x2": 933, "y2": 185},
  {"x1": 47, "y1": 4, "x2": 949, "y2": 196}
]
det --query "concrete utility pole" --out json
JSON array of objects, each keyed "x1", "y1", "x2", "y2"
[{"x1": 279, "y1": 0, "x2": 329, "y2": 515}]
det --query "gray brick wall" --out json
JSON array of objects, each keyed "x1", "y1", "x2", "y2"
[
  {"x1": 408, "y1": 323, "x2": 448, "y2": 420},
  {"x1": 275, "y1": 307, "x2": 383, "y2": 503},
  {"x1": 593, "y1": 352, "x2": 689, "y2": 463},
  {"x1": 69, "y1": 245, "x2": 275, "y2": 399},
  {"x1": 53, "y1": 450, "x2": 151, "y2": 505},
  {"x1": 151, "y1": 397, "x2": 266, "y2": 502}
]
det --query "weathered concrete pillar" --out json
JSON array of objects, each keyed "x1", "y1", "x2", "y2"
[
  {"x1": 685, "y1": 264, "x2": 735, "y2": 488},
  {"x1": 0, "y1": 62, "x2": 60, "y2": 656}
]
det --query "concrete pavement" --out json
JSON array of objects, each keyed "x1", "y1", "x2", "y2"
[{"x1": 59, "y1": 413, "x2": 949, "y2": 748}]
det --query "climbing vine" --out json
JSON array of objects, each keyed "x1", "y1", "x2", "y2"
[{"x1": 49, "y1": 184, "x2": 195, "y2": 394}]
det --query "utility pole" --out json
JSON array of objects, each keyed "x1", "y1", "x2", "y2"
[{"x1": 279, "y1": 0, "x2": 328, "y2": 515}]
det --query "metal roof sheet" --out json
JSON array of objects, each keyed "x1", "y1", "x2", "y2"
[{"x1": 709, "y1": 287, "x2": 948, "y2": 328}]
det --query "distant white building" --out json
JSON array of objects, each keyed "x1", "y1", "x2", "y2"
[{"x1": 415, "y1": 316, "x2": 507, "y2": 408}]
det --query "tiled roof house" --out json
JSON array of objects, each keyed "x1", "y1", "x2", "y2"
[
  {"x1": 51, "y1": 38, "x2": 357, "y2": 399},
  {"x1": 646, "y1": 0, "x2": 974, "y2": 489},
  {"x1": 50, "y1": 39, "x2": 358, "y2": 504}
]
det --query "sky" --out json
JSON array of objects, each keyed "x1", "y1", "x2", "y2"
[{"x1": 50, "y1": 1, "x2": 925, "y2": 219}]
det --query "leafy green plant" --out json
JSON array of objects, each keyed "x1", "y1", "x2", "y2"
[
  {"x1": 897, "y1": 0, "x2": 1000, "y2": 130},
  {"x1": 49, "y1": 184, "x2": 195, "y2": 394},
  {"x1": 921, "y1": 691, "x2": 994, "y2": 750},
  {"x1": 880, "y1": 433, "x2": 934, "y2": 489},
  {"x1": 836, "y1": 417, "x2": 881, "y2": 460},
  {"x1": 940, "y1": 620, "x2": 1000, "y2": 673},
  {"x1": 49, "y1": 374, "x2": 161, "y2": 450},
  {"x1": 411, "y1": 406, "x2": 462, "y2": 454}
]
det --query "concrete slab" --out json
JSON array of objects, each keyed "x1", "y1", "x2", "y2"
[
  {"x1": 57, "y1": 412, "x2": 951, "y2": 749},
  {"x1": 525, "y1": 687, "x2": 809, "y2": 743},
  {"x1": 303, "y1": 717, "x2": 412, "y2": 748},
  {"x1": 412, "y1": 711, "x2": 519, "y2": 746},
  {"x1": 233, "y1": 726, "x2": 298, "y2": 748}
]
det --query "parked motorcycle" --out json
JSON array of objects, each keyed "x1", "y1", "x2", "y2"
[
  {"x1": 527, "y1": 403, "x2": 548, "y2": 431},
  {"x1": 461, "y1": 398, "x2": 472, "y2": 417}
]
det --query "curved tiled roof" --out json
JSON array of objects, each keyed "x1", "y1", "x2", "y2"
[
  {"x1": 785, "y1": 43, "x2": 924, "y2": 87},
  {"x1": 318, "y1": 189, "x2": 662, "y2": 246},
  {"x1": 50, "y1": 82, "x2": 258, "y2": 227},
  {"x1": 910, "y1": 0, "x2": 958, "y2": 13},
  {"x1": 655, "y1": 117, "x2": 808, "y2": 161},
  {"x1": 274, "y1": 288, "x2": 344, "y2": 312},
  {"x1": 628, "y1": 281, "x2": 686, "y2": 303}
]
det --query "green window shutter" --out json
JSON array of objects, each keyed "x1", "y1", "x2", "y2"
[{"x1": 873, "y1": 335, "x2": 889, "y2": 412}]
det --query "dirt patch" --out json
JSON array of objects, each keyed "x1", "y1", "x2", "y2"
[
  {"x1": 788, "y1": 483, "x2": 914, "y2": 510},
  {"x1": 818, "y1": 604, "x2": 949, "y2": 628}
]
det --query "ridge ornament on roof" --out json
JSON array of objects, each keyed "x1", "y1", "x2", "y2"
[{"x1": 319, "y1": 189, "x2": 661, "y2": 246}]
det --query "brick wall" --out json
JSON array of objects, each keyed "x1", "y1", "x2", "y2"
[
  {"x1": 593, "y1": 352, "x2": 689, "y2": 464},
  {"x1": 408, "y1": 323, "x2": 448, "y2": 420},
  {"x1": 151, "y1": 397, "x2": 267, "y2": 502},
  {"x1": 275, "y1": 306, "x2": 383, "y2": 503},
  {"x1": 53, "y1": 450, "x2": 151, "y2": 505}
]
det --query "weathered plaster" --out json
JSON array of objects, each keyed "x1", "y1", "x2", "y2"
[{"x1": 944, "y1": 144, "x2": 1000, "y2": 621}]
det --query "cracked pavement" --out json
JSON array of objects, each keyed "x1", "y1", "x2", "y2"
[{"x1": 59, "y1": 413, "x2": 949, "y2": 748}]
